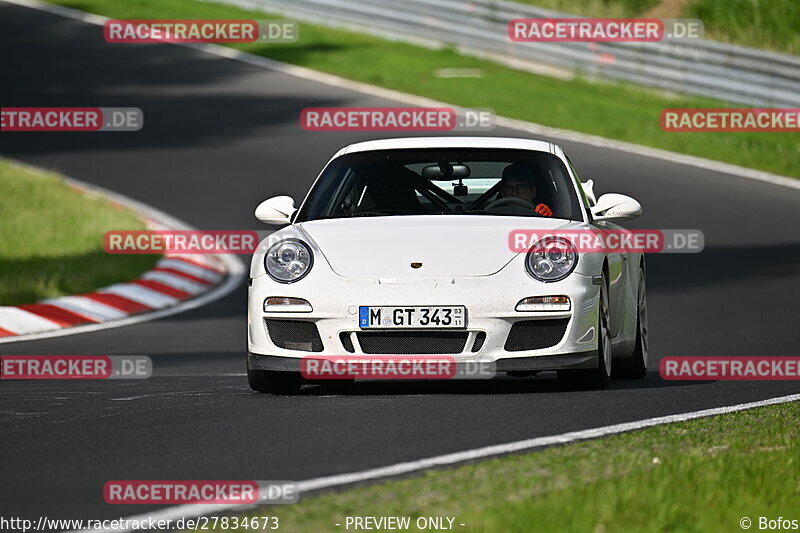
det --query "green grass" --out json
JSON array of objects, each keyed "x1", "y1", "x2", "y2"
[
  {"x1": 45, "y1": 0, "x2": 800, "y2": 180},
  {"x1": 187, "y1": 401, "x2": 800, "y2": 533},
  {"x1": 514, "y1": 0, "x2": 800, "y2": 55},
  {"x1": 686, "y1": 0, "x2": 800, "y2": 55},
  {"x1": 0, "y1": 159, "x2": 159, "y2": 306},
  {"x1": 513, "y1": 0, "x2": 659, "y2": 18}
]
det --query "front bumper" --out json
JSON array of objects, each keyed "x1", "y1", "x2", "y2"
[
  {"x1": 248, "y1": 350, "x2": 598, "y2": 373},
  {"x1": 248, "y1": 270, "x2": 601, "y2": 365}
]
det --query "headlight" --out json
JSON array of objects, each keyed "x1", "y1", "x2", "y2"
[
  {"x1": 525, "y1": 237, "x2": 577, "y2": 282},
  {"x1": 264, "y1": 239, "x2": 313, "y2": 283}
]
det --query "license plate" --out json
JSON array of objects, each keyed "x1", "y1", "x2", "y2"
[{"x1": 359, "y1": 306, "x2": 466, "y2": 329}]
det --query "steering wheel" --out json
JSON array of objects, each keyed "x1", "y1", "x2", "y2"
[{"x1": 486, "y1": 197, "x2": 537, "y2": 211}]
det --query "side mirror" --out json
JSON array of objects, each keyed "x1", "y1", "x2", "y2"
[
  {"x1": 590, "y1": 193, "x2": 642, "y2": 222},
  {"x1": 255, "y1": 196, "x2": 296, "y2": 225}
]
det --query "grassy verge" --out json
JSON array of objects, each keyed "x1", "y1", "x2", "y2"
[
  {"x1": 0, "y1": 159, "x2": 159, "y2": 306},
  {"x1": 190, "y1": 401, "x2": 800, "y2": 532},
  {"x1": 514, "y1": 0, "x2": 800, "y2": 55},
  {"x1": 46, "y1": 0, "x2": 799, "y2": 179},
  {"x1": 514, "y1": 0, "x2": 660, "y2": 18},
  {"x1": 686, "y1": 0, "x2": 800, "y2": 55}
]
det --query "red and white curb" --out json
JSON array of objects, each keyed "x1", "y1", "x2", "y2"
[{"x1": 0, "y1": 164, "x2": 246, "y2": 344}]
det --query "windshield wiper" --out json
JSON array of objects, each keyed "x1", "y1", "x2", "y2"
[
  {"x1": 310, "y1": 210, "x2": 420, "y2": 221},
  {"x1": 349, "y1": 210, "x2": 416, "y2": 217},
  {"x1": 421, "y1": 209, "x2": 495, "y2": 216},
  {"x1": 309, "y1": 212, "x2": 386, "y2": 221}
]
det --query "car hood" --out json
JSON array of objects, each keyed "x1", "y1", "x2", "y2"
[{"x1": 297, "y1": 216, "x2": 574, "y2": 278}]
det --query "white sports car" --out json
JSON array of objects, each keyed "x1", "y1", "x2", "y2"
[{"x1": 247, "y1": 137, "x2": 648, "y2": 393}]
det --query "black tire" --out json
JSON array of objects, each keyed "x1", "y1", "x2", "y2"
[
  {"x1": 615, "y1": 264, "x2": 648, "y2": 379},
  {"x1": 247, "y1": 368, "x2": 270, "y2": 392},
  {"x1": 558, "y1": 272, "x2": 612, "y2": 389},
  {"x1": 247, "y1": 369, "x2": 303, "y2": 395}
]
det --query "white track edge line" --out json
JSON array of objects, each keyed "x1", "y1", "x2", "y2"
[
  {"x1": 0, "y1": 157, "x2": 246, "y2": 345},
  {"x1": 68, "y1": 392, "x2": 800, "y2": 532},
  {"x1": 4, "y1": 0, "x2": 799, "y2": 192}
]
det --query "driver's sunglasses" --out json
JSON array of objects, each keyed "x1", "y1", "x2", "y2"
[{"x1": 501, "y1": 183, "x2": 533, "y2": 195}]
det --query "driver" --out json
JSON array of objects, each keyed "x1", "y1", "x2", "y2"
[{"x1": 498, "y1": 163, "x2": 553, "y2": 217}]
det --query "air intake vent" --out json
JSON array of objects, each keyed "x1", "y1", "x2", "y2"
[
  {"x1": 265, "y1": 319, "x2": 323, "y2": 352},
  {"x1": 471, "y1": 332, "x2": 486, "y2": 352},
  {"x1": 340, "y1": 332, "x2": 355, "y2": 353},
  {"x1": 504, "y1": 319, "x2": 569, "y2": 351}
]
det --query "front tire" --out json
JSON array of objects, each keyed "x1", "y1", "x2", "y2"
[
  {"x1": 558, "y1": 272, "x2": 612, "y2": 389},
  {"x1": 248, "y1": 369, "x2": 303, "y2": 395},
  {"x1": 615, "y1": 264, "x2": 648, "y2": 379}
]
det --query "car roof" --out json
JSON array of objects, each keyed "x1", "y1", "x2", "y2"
[{"x1": 336, "y1": 136, "x2": 557, "y2": 156}]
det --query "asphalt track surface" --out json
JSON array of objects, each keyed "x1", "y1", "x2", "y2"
[{"x1": 2, "y1": 2, "x2": 800, "y2": 526}]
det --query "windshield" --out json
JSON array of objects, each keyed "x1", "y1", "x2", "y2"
[{"x1": 295, "y1": 148, "x2": 583, "y2": 222}]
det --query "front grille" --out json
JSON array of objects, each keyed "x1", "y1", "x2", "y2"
[
  {"x1": 265, "y1": 319, "x2": 323, "y2": 352},
  {"x1": 504, "y1": 319, "x2": 569, "y2": 351},
  {"x1": 356, "y1": 331, "x2": 468, "y2": 354}
]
